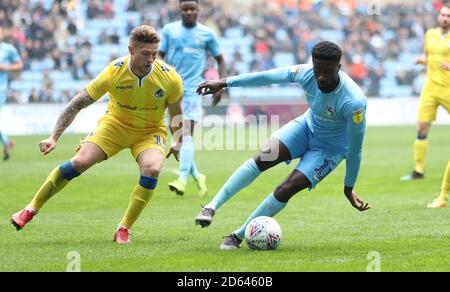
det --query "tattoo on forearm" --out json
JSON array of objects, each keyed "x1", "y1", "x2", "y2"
[{"x1": 52, "y1": 89, "x2": 95, "y2": 140}]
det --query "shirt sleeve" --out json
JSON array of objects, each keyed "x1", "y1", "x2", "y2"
[
  {"x1": 159, "y1": 26, "x2": 169, "y2": 54},
  {"x1": 86, "y1": 65, "x2": 111, "y2": 101},
  {"x1": 8, "y1": 45, "x2": 21, "y2": 63},
  {"x1": 226, "y1": 65, "x2": 309, "y2": 87},
  {"x1": 167, "y1": 72, "x2": 183, "y2": 104},
  {"x1": 343, "y1": 99, "x2": 367, "y2": 188},
  {"x1": 207, "y1": 31, "x2": 222, "y2": 57}
]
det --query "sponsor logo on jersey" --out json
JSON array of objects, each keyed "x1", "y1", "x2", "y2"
[
  {"x1": 116, "y1": 85, "x2": 134, "y2": 90},
  {"x1": 195, "y1": 35, "x2": 202, "y2": 45},
  {"x1": 325, "y1": 105, "x2": 335, "y2": 118},
  {"x1": 154, "y1": 89, "x2": 166, "y2": 99},
  {"x1": 352, "y1": 108, "x2": 364, "y2": 124}
]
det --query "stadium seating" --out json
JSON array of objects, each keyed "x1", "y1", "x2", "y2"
[{"x1": 9, "y1": 0, "x2": 430, "y2": 103}]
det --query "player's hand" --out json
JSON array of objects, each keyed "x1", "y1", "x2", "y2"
[
  {"x1": 0, "y1": 64, "x2": 8, "y2": 71},
  {"x1": 166, "y1": 143, "x2": 181, "y2": 162},
  {"x1": 211, "y1": 88, "x2": 225, "y2": 107},
  {"x1": 39, "y1": 137, "x2": 57, "y2": 155},
  {"x1": 344, "y1": 187, "x2": 371, "y2": 212},
  {"x1": 197, "y1": 79, "x2": 227, "y2": 96},
  {"x1": 414, "y1": 56, "x2": 427, "y2": 65},
  {"x1": 440, "y1": 62, "x2": 450, "y2": 71}
]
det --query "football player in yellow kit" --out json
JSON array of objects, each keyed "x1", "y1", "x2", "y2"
[
  {"x1": 401, "y1": 5, "x2": 450, "y2": 191},
  {"x1": 427, "y1": 160, "x2": 449, "y2": 208},
  {"x1": 10, "y1": 26, "x2": 184, "y2": 243}
]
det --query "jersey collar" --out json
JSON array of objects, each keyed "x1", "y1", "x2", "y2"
[
  {"x1": 128, "y1": 59, "x2": 154, "y2": 87},
  {"x1": 319, "y1": 73, "x2": 344, "y2": 95},
  {"x1": 440, "y1": 28, "x2": 450, "y2": 38}
]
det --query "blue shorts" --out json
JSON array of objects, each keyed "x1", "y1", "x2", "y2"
[
  {"x1": 182, "y1": 88, "x2": 202, "y2": 122},
  {"x1": 272, "y1": 116, "x2": 345, "y2": 189}
]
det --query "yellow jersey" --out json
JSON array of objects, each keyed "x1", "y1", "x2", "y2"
[
  {"x1": 424, "y1": 28, "x2": 450, "y2": 87},
  {"x1": 86, "y1": 56, "x2": 183, "y2": 131}
]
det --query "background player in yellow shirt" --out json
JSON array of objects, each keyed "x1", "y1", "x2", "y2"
[
  {"x1": 427, "y1": 160, "x2": 449, "y2": 208},
  {"x1": 401, "y1": 4, "x2": 450, "y2": 188},
  {"x1": 10, "y1": 26, "x2": 184, "y2": 244}
]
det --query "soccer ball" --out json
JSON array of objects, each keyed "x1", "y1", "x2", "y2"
[{"x1": 244, "y1": 216, "x2": 282, "y2": 250}]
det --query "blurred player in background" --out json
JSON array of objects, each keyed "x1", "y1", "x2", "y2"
[
  {"x1": 10, "y1": 26, "x2": 184, "y2": 244},
  {"x1": 196, "y1": 41, "x2": 371, "y2": 249},
  {"x1": 159, "y1": 0, "x2": 226, "y2": 197},
  {"x1": 0, "y1": 27, "x2": 23, "y2": 161},
  {"x1": 427, "y1": 160, "x2": 449, "y2": 208},
  {"x1": 402, "y1": 4, "x2": 450, "y2": 181}
]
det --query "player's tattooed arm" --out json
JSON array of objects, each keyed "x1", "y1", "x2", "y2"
[
  {"x1": 38, "y1": 89, "x2": 95, "y2": 155},
  {"x1": 51, "y1": 89, "x2": 95, "y2": 141}
]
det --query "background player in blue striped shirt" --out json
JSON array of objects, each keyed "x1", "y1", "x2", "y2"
[
  {"x1": 159, "y1": 0, "x2": 227, "y2": 197},
  {"x1": 195, "y1": 41, "x2": 371, "y2": 249},
  {"x1": 0, "y1": 27, "x2": 23, "y2": 161}
]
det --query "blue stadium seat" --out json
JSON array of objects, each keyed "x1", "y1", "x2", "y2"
[
  {"x1": 319, "y1": 30, "x2": 344, "y2": 42},
  {"x1": 50, "y1": 71, "x2": 72, "y2": 82},
  {"x1": 21, "y1": 71, "x2": 44, "y2": 81},
  {"x1": 380, "y1": 77, "x2": 398, "y2": 88},
  {"x1": 225, "y1": 27, "x2": 245, "y2": 39},
  {"x1": 273, "y1": 52, "x2": 295, "y2": 67},
  {"x1": 380, "y1": 84, "x2": 412, "y2": 97}
]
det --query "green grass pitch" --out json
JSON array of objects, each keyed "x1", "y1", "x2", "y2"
[{"x1": 0, "y1": 126, "x2": 449, "y2": 271}]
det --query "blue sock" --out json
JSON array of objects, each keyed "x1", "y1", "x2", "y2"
[
  {"x1": 190, "y1": 160, "x2": 200, "y2": 180},
  {"x1": 0, "y1": 131, "x2": 8, "y2": 146},
  {"x1": 206, "y1": 159, "x2": 261, "y2": 210},
  {"x1": 139, "y1": 176, "x2": 158, "y2": 190},
  {"x1": 59, "y1": 161, "x2": 81, "y2": 181},
  {"x1": 179, "y1": 135, "x2": 194, "y2": 183},
  {"x1": 233, "y1": 193, "x2": 287, "y2": 240}
]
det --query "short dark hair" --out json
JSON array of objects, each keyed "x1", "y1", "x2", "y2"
[
  {"x1": 312, "y1": 41, "x2": 342, "y2": 63},
  {"x1": 129, "y1": 25, "x2": 160, "y2": 45}
]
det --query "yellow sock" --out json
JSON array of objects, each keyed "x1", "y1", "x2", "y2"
[
  {"x1": 119, "y1": 185, "x2": 155, "y2": 229},
  {"x1": 439, "y1": 161, "x2": 450, "y2": 201},
  {"x1": 414, "y1": 139, "x2": 428, "y2": 174},
  {"x1": 29, "y1": 167, "x2": 69, "y2": 212}
]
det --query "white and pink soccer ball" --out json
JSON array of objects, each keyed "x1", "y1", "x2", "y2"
[{"x1": 244, "y1": 216, "x2": 282, "y2": 250}]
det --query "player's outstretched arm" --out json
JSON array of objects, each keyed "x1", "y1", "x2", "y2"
[
  {"x1": 197, "y1": 67, "x2": 296, "y2": 97},
  {"x1": 39, "y1": 89, "x2": 95, "y2": 155},
  {"x1": 344, "y1": 186, "x2": 371, "y2": 212},
  {"x1": 197, "y1": 79, "x2": 227, "y2": 96},
  {"x1": 166, "y1": 99, "x2": 183, "y2": 162}
]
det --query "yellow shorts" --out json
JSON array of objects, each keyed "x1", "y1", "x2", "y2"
[
  {"x1": 418, "y1": 86, "x2": 450, "y2": 123},
  {"x1": 80, "y1": 116, "x2": 167, "y2": 160}
]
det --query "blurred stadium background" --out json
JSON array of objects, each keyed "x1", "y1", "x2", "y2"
[{"x1": 1, "y1": 0, "x2": 450, "y2": 135}]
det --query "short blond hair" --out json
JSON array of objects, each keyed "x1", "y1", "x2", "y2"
[{"x1": 129, "y1": 25, "x2": 160, "y2": 46}]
